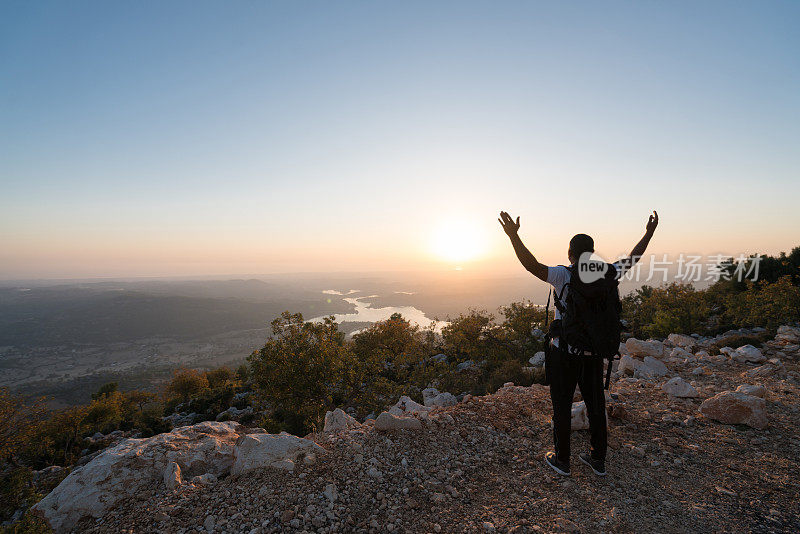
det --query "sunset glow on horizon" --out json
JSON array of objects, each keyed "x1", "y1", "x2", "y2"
[{"x1": 1, "y1": 2, "x2": 799, "y2": 280}]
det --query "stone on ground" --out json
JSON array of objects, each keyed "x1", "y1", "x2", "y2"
[
  {"x1": 571, "y1": 401, "x2": 589, "y2": 430},
  {"x1": 699, "y1": 391, "x2": 768, "y2": 429},
  {"x1": 323, "y1": 408, "x2": 361, "y2": 433},
  {"x1": 422, "y1": 388, "x2": 458, "y2": 407},
  {"x1": 726, "y1": 344, "x2": 766, "y2": 364},
  {"x1": 388, "y1": 395, "x2": 430, "y2": 416},
  {"x1": 667, "y1": 333, "x2": 697, "y2": 350},
  {"x1": 374, "y1": 412, "x2": 423, "y2": 431},
  {"x1": 626, "y1": 338, "x2": 666, "y2": 359},
  {"x1": 231, "y1": 432, "x2": 323, "y2": 475},
  {"x1": 634, "y1": 356, "x2": 669, "y2": 378},
  {"x1": 661, "y1": 377, "x2": 699, "y2": 398},
  {"x1": 735, "y1": 384, "x2": 766, "y2": 398}
]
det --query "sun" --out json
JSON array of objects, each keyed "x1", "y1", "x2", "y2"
[{"x1": 430, "y1": 218, "x2": 487, "y2": 263}]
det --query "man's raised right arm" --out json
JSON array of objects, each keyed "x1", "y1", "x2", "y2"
[{"x1": 498, "y1": 211, "x2": 549, "y2": 282}]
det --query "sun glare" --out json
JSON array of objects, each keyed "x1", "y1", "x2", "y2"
[{"x1": 431, "y1": 218, "x2": 487, "y2": 263}]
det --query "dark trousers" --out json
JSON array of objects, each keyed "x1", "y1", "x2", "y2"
[{"x1": 548, "y1": 345, "x2": 607, "y2": 463}]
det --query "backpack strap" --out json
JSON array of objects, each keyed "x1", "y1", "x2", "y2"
[
  {"x1": 552, "y1": 281, "x2": 569, "y2": 315},
  {"x1": 604, "y1": 352, "x2": 619, "y2": 390},
  {"x1": 543, "y1": 288, "x2": 552, "y2": 330}
]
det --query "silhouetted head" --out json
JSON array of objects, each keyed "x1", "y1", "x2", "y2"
[{"x1": 568, "y1": 233, "x2": 594, "y2": 264}]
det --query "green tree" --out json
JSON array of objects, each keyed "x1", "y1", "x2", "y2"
[
  {"x1": 248, "y1": 312, "x2": 357, "y2": 435},
  {"x1": 0, "y1": 389, "x2": 46, "y2": 464},
  {"x1": 622, "y1": 283, "x2": 710, "y2": 338},
  {"x1": 724, "y1": 275, "x2": 800, "y2": 329},
  {"x1": 350, "y1": 313, "x2": 440, "y2": 415},
  {"x1": 166, "y1": 368, "x2": 209, "y2": 403},
  {"x1": 205, "y1": 367, "x2": 234, "y2": 389}
]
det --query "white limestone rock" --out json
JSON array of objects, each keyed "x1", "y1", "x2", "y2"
[
  {"x1": 699, "y1": 391, "x2": 768, "y2": 429},
  {"x1": 323, "y1": 408, "x2": 361, "y2": 433},
  {"x1": 571, "y1": 401, "x2": 589, "y2": 430},
  {"x1": 388, "y1": 395, "x2": 430, "y2": 416},
  {"x1": 422, "y1": 388, "x2": 458, "y2": 407},
  {"x1": 428, "y1": 392, "x2": 457, "y2": 407},
  {"x1": 34, "y1": 421, "x2": 245, "y2": 532},
  {"x1": 374, "y1": 412, "x2": 423, "y2": 431},
  {"x1": 661, "y1": 377, "x2": 699, "y2": 398},
  {"x1": 529, "y1": 351, "x2": 546, "y2": 366},
  {"x1": 634, "y1": 356, "x2": 669, "y2": 378},
  {"x1": 231, "y1": 432, "x2": 323, "y2": 474},
  {"x1": 729, "y1": 345, "x2": 766, "y2": 364},
  {"x1": 667, "y1": 333, "x2": 697, "y2": 350},
  {"x1": 625, "y1": 338, "x2": 665, "y2": 359}
]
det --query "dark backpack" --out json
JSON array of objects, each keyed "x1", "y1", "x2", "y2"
[{"x1": 549, "y1": 263, "x2": 622, "y2": 389}]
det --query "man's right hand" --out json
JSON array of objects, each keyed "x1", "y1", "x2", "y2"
[
  {"x1": 498, "y1": 211, "x2": 520, "y2": 237},
  {"x1": 645, "y1": 210, "x2": 659, "y2": 235}
]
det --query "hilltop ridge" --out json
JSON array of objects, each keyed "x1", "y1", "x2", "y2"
[{"x1": 31, "y1": 326, "x2": 800, "y2": 533}]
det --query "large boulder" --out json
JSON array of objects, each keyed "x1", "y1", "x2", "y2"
[
  {"x1": 34, "y1": 422, "x2": 244, "y2": 532},
  {"x1": 34, "y1": 422, "x2": 322, "y2": 532},
  {"x1": 699, "y1": 391, "x2": 768, "y2": 429},
  {"x1": 231, "y1": 433, "x2": 322, "y2": 474},
  {"x1": 661, "y1": 377, "x2": 699, "y2": 398},
  {"x1": 374, "y1": 412, "x2": 423, "y2": 431},
  {"x1": 323, "y1": 408, "x2": 361, "y2": 433},
  {"x1": 625, "y1": 338, "x2": 665, "y2": 359}
]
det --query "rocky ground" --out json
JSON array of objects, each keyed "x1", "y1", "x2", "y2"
[{"x1": 69, "y1": 329, "x2": 800, "y2": 534}]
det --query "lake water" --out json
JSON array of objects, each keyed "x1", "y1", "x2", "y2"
[{"x1": 311, "y1": 290, "x2": 440, "y2": 331}]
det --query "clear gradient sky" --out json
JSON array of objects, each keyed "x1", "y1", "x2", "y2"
[{"x1": 1, "y1": 1, "x2": 799, "y2": 279}]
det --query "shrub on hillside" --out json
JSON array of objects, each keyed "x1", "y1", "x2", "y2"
[
  {"x1": 0, "y1": 389, "x2": 46, "y2": 464},
  {"x1": 622, "y1": 283, "x2": 711, "y2": 338},
  {"x1": 723, "y1": 276, "x2": 800, "y2": 329},
  {"x1": 165, "y1": 368, "x2": 209, "y2": 404},
  {"x1": 248, "y1": 312, "x2": 358, "y2": 435}
]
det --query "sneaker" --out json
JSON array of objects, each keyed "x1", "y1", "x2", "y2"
[
  {"x1": 579, "y1": 452, "x2": 607, "y2": 476},
  {"x1": 544, "y1": 452, "x2": 570, "y2": 476}
]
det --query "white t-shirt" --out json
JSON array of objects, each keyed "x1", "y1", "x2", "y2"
[{"x1": 546, "y1": 265, "x2": 572, "y2": 322}]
